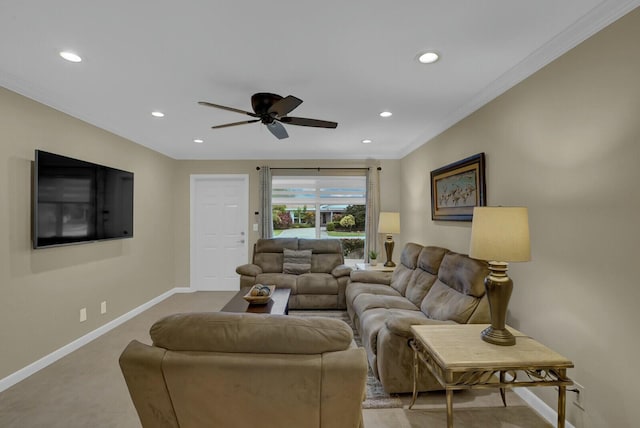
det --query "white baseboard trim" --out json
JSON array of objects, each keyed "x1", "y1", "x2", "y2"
[
  {"x1": 0, "y1": 286, "x2": 193, "y2": 393},
  {"x1": 514, "y1": 387, "x2": 576, "y2": 428}
]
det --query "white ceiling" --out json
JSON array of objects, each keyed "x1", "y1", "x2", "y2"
[{"x1": 1, "y1": 0, "x2": 638, "y2": 160}]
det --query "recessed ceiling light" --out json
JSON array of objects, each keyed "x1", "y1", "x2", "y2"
[
  {"x1": 379, "y1": 111, "x2": 392, "y2": 118},
  {"x1": 151, "y1": 111, "x2": 165, "y2": 118},
  {"x1": 194, "y1": 139, "x2": 204, "y2": 144},
  {"x1": 417, "y1": 51, "x2": 440, "y2": 64},
  {"x1": 361, "y1": 139, "x2": 373, "y2": 144},
  {"x1": 59, "y1": 51, "x2": 82, "y2": 63}
]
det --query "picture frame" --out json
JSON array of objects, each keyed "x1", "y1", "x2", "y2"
[{"x1": 430, "y1": 153, "x2": 486, "y2": 221}]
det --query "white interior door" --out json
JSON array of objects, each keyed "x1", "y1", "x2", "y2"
[{"x1": 191, "y1": 175, "x2": 248, "y2": 291}]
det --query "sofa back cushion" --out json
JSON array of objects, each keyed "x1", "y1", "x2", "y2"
[
  {"x1": 389, "y1": 242, "x2": 423, "y2": 294},
  {"x1": 437, "y1": 252, "x2": 487, "y2": 298},
  {"x1": 253, "y1": 238, "x2": 298, "y2": 273},
  {"x1": 299, "y1": 239, "x2": 344, "y2": 273},
  {"x1": 417, "y1": 246, "x2": 448, "y2": 274},
  {"x1": 420, "y1": 281, "x2": 481, "y2": 323},
  {"x1": 401, "y1": 246, "x2": 448, "y2": 305},
  {"x1": 404, "y1": 269, "x2": 438, "y2": 306},
  {"x1": 151, "y1": 312, "x2": 353, "y2": 354},
  {"x1": 420, "y1": 252, "x2": 489, "y2": 323}
]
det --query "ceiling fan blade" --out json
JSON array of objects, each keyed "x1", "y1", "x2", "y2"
[
  {"x1": 211, "y1": 119, "x2": 260, "y2": 129},
  {"x1": 198, "y1": 101, "x2": 258, "y2": 117},
  {"x1": 268, "y1": 95, "x2": 303, "y2": 117},
  {"x1": 267, "y1": 121, "x2": 289, "y2": 139},
  {"x1": 279, "y1": 116, "x2": 338, "y2": 128}
]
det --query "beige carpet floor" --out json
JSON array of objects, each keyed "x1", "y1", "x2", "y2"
[{"x1": 0, "y1": 291, "x2": 552, "y2": 427}]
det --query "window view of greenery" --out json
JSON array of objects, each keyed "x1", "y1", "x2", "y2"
[{"x1": 272, "y1": 176, "x2": 366, "y2": 260}]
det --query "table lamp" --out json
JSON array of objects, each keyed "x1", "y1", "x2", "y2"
[
  {"x1": 378, "y1": 212, "x2": 400, "y2": 267},
  {"x1": 469, "y1": 207, "x2": 530, "y2": 346}
]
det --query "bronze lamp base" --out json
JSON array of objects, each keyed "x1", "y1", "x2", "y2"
[
  {"x1": 482, "y1": 261, "x2": 515, "y2": 346},
  {"x1": 383, "y1": 235, "x2": 396, "y2": 267}
]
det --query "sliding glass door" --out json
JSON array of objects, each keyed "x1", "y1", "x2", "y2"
[{"x1": 272, "y1": 175, "x2": 366, "y2": 260}]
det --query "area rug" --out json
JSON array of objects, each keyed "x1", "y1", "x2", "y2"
[{"x1": 289, "y1": 310, "x2": 403, "y2": 409}]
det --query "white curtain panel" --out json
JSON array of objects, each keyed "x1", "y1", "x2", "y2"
[
  {"x1": 259, "y1": 166, "x2": 273, "y2": 239},
  {"x1": 365, "y1": 168, "x2": 380, "y2": 262}
]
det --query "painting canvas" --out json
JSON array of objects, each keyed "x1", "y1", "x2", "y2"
[{"x1": 430, "y1": 153, "x2": 486, "y2": 221}]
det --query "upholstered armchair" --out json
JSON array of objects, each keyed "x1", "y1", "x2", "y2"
[{"x1": 119, "y1": 312, "x2": 368, "y2": 428}]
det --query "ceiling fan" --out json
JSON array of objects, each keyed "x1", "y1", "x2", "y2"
[{"x1": 198, "y1": 92, "x2": 338, "y2": 140}]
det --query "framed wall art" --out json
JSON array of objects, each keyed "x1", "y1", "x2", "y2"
[{"x1": 430, "y1": 153, "x2": 486, "y2": 221}]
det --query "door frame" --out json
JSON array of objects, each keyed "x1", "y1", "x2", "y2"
[{"x1": 190, "y1": 174, "x2": 249, "y2": 290}]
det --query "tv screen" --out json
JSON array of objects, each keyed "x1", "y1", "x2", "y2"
[{"x1": 33, "y1": 150, "x2": 134, "y2": 248}]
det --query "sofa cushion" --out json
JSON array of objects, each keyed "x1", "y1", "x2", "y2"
[
  {"x1": 420, "y1": 281, "x2": 481, "y2": 323},
  {"x1": 403, "y1": 269, "x2": 439, "y2": 306},
  {"x1": 283, "y1": 249, "x2": 312, "y2": 274},
  {"x1": 297, "y1": 273, "x2": 339, "y2": 294},
  {"x1": 417, "y1": 246, "x2": 448, "y2": 275},
  {"x1": 352, "y1": 294, "x2": 419, "y2": 315},
  {"x1": 389, "y1": 243, "x2": 436, "y2": 295},
  {"x1": 255, "y1": 238, "x2": 299, "y2": 253},
  {"x1": 389, "y1": 264, "x2": 414, "y2": 295},
  {"x1": 255, "y1": 253, "x2": 285, "y2": 273},
  {"x1": 399, "y1": 242, "x2": 423, "y2": 269},
  {"x1": 437, "y1": 252, "x2": 488, "y2": 298},
  {"x1": 150, "y1": 312, "x2": 353, "y2": 354},
  {"x1": 298, "y1": 238, "x2": 342, "y2": 253},
  {"x1": 345, "y1": 282, "x2": 401, "y2": 309}
]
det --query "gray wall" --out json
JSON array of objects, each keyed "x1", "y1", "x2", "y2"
[
  {"x1": 0, "y1": 87, "x2": 176, "y2": 379},
  {"x1": 399, "y1": 8, "x2": 640, "y2": 427}
]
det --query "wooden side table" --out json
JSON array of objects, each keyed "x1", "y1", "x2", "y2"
[{"x1": 409, "y1": 324, "x2": 574, "y2": 428}]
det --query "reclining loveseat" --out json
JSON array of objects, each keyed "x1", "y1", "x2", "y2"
[{"x1": 236, "y1": 238, "x2": 352, "y2": 309}]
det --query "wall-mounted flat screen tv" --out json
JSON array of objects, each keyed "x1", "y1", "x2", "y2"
[{"x1": 33, "y1": 150, "x2": 134, "y2": 249}]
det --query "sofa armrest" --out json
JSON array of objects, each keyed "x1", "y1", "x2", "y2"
[
  {"x1": 236, "y1": 263, "x2": 262, "y2": 277},
  {"x1": 331, "y1": 264, "x2": 352, "y2": 278},
  {"x1": 349, "y1": 270, "x2": 392, "y2": 285},
  {"x1": 384, "y1": 315, "x2": 455, "y2": 338}
]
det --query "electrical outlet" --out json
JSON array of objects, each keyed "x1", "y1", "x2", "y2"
[
  {"x1": 572, "y1": 382, "x2": 585, "y2": 411},
  {"x1": 100, "y1": 301, "x2": 107, "y2": 314},
  {"x1": 79, "y1": 307, "x2": 87, "y2": 322}
]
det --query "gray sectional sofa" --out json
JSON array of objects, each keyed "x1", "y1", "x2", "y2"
[
  {"x1": 236, "y1": 238, "x2": 352, "y2": 309},
  {"x1": 346, "y1": 242, "x2": 491, "y2": 393}
]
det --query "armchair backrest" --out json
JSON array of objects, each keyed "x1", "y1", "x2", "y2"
[{"x1": 119, "y1": 312, "x2": 367, "y2": 428}]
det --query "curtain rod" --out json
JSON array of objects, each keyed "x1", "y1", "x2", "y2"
[{"x1": 256, "y1": 166, "x2": 382, "y2": 171}]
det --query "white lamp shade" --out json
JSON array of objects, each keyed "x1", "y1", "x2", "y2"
[
  {"x1": 469, "y1": 207, "x2": 531, "y2": 262},
  {"x1": 378, "y1": 212, "x2": 400, "y2": 234}
]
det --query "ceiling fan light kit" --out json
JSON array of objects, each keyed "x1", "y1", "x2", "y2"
[{"x1": 198, "y1": 92, "x2": 338, "y2": 140}]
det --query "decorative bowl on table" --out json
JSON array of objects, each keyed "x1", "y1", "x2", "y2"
[{"x1": 243, "y1": 284, "x2": 276, "y2": 305}]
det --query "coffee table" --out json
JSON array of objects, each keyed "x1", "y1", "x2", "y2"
[
  {"x1": 221, "y1": 288, "x2": 291, "y2": 315},
  {"x1": 409, "y1": 324, "x2": 574, "y2": 428}
]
